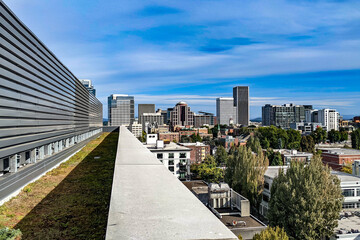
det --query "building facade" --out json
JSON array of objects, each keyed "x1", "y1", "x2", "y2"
[
  {"x1": 216, "y1": 98, "x2": 237, "y2": 125},
  {"x1": 180, "y1": 142, "x2": 211, "y2": 164},
  {"x1": 158, "y1": 132, "x2": 180, "y2": 142},
  {"x1": 79, "y1": 79, "x2": 96, "y2": 96},
  {"x1": 320, "y1": 148, "x2": 360, "y2": 170},
  {"x1": 262, "y1": 103, "x2": 306, "y2": 129},
  {"x1": 318, "y1": 108, "x2": 339, "y2": 131},
  {"x1": 108, "y1": 94, "x2": 134, "y2": 126},
  {"x1": 233, "y1": 86, "x2": 249, "y2": 126},
  {"x1": 138, "y1": 104, "x2": 155, "y2": 124},
  {"x1": 128, "y1": 121, "x2": 142, "y2": 138},
  {"x1": 194, "y1": 112, "x2": 215, "y2": 127},
  {"x1": 0, "y1": 2, "x2": 103, "y2": 174},
  {"x1": 141, "y1": 112, "x2": 164, "y2": 132},
  {"x1": 170, "y1": 102, "x2": 195, "y2": 129}
]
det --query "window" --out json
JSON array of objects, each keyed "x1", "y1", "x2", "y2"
[
  {"x1": 264, "y1": 182, "x2": 270, "y2": 190},
  {"x1": 262, "y1": 194, "x2": 270, "y2": 203},
  {"x1": 180, "y1": 153, "x2": 186, "y2": 158},
  {"x1": 168, "y1": 166, "x2": 174, "y2": 172},
  {"x1": 342, "y1": 203, "x2": 355, "y2": 209},
  {"x1": 342, "y1": 189, "x2": 355, "y2": 197},
  {"x1": 169, "y1": 160, "x2": 174, "y2": 166},
  {"x1": 357, "y1": 188, "x2": 360, "y2": 196},
  {"x1": 157, "y1": 153, "x2": 163, "y2": 159},
  {"x1": 169, "y1": 153, "x2": 174, "y2": 159}
]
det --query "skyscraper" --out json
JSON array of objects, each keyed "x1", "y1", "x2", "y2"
[
  {"x1": 216, "y1": 98, "x2": 237, "y2": 125},
  {"x1": 262, "y1": 103, "x2": 306, "y2": 129},
  {"x1": 233, "y1": 86, "x2": 249, "y2": 126},
  {"x1": 138, "y1": 104, "x2": 155, "y2": 124},
  {"x1": 170, "y1": 102, "x2": 194, "y2": 129},
  {"x1": 79, "y1": 79, "x2": 96, "y2": 96},
  {"x1": 108, "y1": 94, "x2": 135, "y2": 126}
]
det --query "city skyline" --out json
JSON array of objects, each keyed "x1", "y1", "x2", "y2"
[{"x1": 4, "y1": 0, "x2": 360, "y2": 118}]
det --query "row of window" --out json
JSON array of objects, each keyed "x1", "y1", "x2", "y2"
[
  {"x1": 342, "y1": 189, "x2": 360, "y2": 197},
  {"x1": 159, "y1": 160, "x2": 187, "y2": 165},
  {"x1": 342, "y1": 203, "x2": 360, "y2": 209},
  {"x1": 157, "y1": 153, "x2": 187, "y2": 159}
]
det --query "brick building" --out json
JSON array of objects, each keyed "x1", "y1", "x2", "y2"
[
  {"x1": 179, "y1": 142, "x2": 211, "y2": 164},
  {"x1": 320, "y1": 148, "x2": 360, "y2": 170},
  {"x1": 158, "y1": 132, "x2": 180, "y2": 143}
]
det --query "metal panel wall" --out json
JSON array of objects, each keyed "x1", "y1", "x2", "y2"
[{"x1": 0, "y1": 1, "x2": 103, "y2": 159}]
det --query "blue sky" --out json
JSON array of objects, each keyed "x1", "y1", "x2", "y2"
[{"x1": 5, "y1": 0, "x2": 360, "y2": 118}]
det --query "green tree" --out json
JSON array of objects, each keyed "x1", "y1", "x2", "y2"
[
  {"x1": 351, "y1": 129, "x2": 360, "y2": 150},
  {"x1": 328, "y1": 129, "x2": 341, "y2": 143},
  {"x1": 261, "y1": 138, "x2": 270, "y2": 149},
  {"x1": 226, "y1": 146, "x2": 268, "y2": 209},
  {"x1": 191, "y1": 133, "x2": 202, "y2": 143},
  {"x1": 180, "y1": 135, "x2": 191, "y2": 143},
  {"x1": 140, "y1": 131, "x2": 146, "y2": 142},
  {"x1": 266, "y1": 149, "x2": 283, "y2": 166},
  {"x1": 300, "y1": 135, "x2": 315, "y2": 153},
  {"x1": 246, "y1": 136, "x2": 262, "y2": 154},
  {"x1": 340, "y1": 130, "x2": 348, "y2": 142},
  {"x1": 268, "y1": 155, "x2": 343, "y2": 240},
  {"x1": 310, "y1": 127, "x2": 327, "y2": 144},
  {"x1": 341, "y1": 164, "x2": 352, "y2": 174},
  {"x1": 197, "y1": 155, "x2": 224, "y2": 183},
  {"x1": 215, "y1": 145, "x2": 228, "y2": 166},
  {"x1": 286, "y1": 129, "x2": 301, "y2": 150},
  {"x1": 252, "y1": 226, "x2": 289, "y2": 240}
]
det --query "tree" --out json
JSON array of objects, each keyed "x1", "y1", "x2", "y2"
[
  {"x1": 252, "y1": 226, "x2": 289, "y2": 240},
  {"x1": 197, "y1": 156, "x2": 224, "y2": 183},
  {"x1": 266, "y1": 149, "x2": 283, "y2": 166},
  {"x1": 191, "y1": 133, "x2": 202, "y2": 143},
  {"x1": 286, "y1": 129, "x2": 301, "y2": 150},
  {"x1": 340, "y1": 130, "x2": 348, "y2": 142},
  {"x1": 341, "y1": 164, "x2": 352, "y2": 174},
  {"x1": 351, "y1": 129, "x2": 360, "y2": 150},
  {"x1": 300, "y1": 135, "x2": 315, "y2": 153},
  {"x1": 268, "y1": 155, "x2": 343, "y2": 240},
  {"x1": 139, "y1": 131, "x2": 146, "y2": 142},
  {"x1": 246, "y1": 136, "x2": 262, "y2": 154},
  {"x1": 215, "y1": 145, "x2": 228, "y2": 166},
  {"x1": 180, "y1": 135, "x2": 191, "y2": 143},
  {"x1": 310, "y1": 127, "x2": 327, "y2": 144},
  {"x1": 328, "y1": 129, "x2": 341, "y2": 143},
  {"x1": 225, "y1": 146, "x2": 268, "y2": 209}
]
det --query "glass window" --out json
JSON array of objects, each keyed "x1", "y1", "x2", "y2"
[
  {"x1": 264, "y1": 182, "x2": 270, "y2": 190},
  {"x1": 357, "y1": 189, "x2": 360, "y2": 196},
  {"x1": 168, "y1": 166, "x2": 174, "y2": 172},
  {"x1": 180, "y1": 153, "x2": 186, "y2": 158},
  {"x1": 169, "y1": 160, "x2": 174, "y2": 165},
  {"x1": 343, "y1": 189, "x2": 355, "y2": 197},
  {"x1": 169, "y1": 153, "x2": 174, "y2": 158},
  {"x1": 342, "y1": 203, "x2": 355, "y2": 209},
  {"x1": 157, "y1": 153, "x2": 163, "y2": 159},
  {"x1": 262, "y1": 194, "x2": 270, "y2": 203}
]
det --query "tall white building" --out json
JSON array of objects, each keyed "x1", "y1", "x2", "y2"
[
  {"x1": 216, "y1": 98, "x2": 237, "y2": 125},
  {"x1": 318, "y1": 109, "x2": 339, "y2": 131},
  {"x1": 128, "y1": 121, "x2": 142, "y2": 137}
]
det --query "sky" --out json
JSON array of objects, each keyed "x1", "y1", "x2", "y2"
[{"x1": 4, "y1": 0, "x2": 360, "y2": 119}]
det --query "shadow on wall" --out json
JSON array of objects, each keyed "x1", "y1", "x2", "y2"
[{"x1": 15, "y1": 132, "x2": 119, "y2": 240}]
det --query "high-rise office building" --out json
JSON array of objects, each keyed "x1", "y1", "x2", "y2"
[
  {"x1": 0, "y1": 1, "x2": 103, "y2": 174},
  {"x1": 194, "y1": 112, "x2": 215, "y2": 127},
  {"x1": 216, "y1": 98, "x2": 237, "y2": 125},
  {"x1": 108, "y1": 94, "x2": 135, "y2": 126},
  {"x1": 233, "y1": 86, "x2": 249, "y2": 126},
  {"x1": 262, "y1": 103, "x2": 306, "y2": 129},
  {"x1": 138, "y1": 104, "x2": 155, "y2": 123},
  {"x1": 141, "y1": 112, "x2": 164, "y2": 131},
  {"x1": 170, "y1": 102, "x2": 194, "y2": 129},
  {"x1": 79, "y1": 79, "x2": 96, "y2": 96}
]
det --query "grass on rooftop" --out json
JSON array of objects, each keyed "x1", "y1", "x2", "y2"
[{"x1": 0, "y1": 132, "x2": 118, "y2": 239}]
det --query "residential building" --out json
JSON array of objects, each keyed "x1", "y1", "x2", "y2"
[
  {"x1": 138, "y1": 104, "x2": 155, "y2": 124},
  {"x1": 216, "y1": 98, "x2": 237, "y2": 125},
  {"x1": 128, "y1": 121, "x2": 142, "y2": 138},
  {"x1": 269, "y1": 149, "x2": 313, "y2": 165},
  {"x1": 194, "y1": 112, "x2": 215, "y2": 127},
  {"x1": 320, "y1": 148, "x2": 360, "y2": 170},
  {"x1": 156, "y1": 124, "x2": 170, "y2": 133},
  {"x1": 0, "y1": 2, "x2": 103, "y2": 175},
  {"x1": 145, "y1": 138, "x2": 191, "y2": 180},
  {"x1": 233, "y1": 86, "x2": 249, "y2": 126},
  {"x1": 179, "y1": 142, "x2": 211, "y2": 164},
  {"x1": 262, "y1": 103, "x2": 306, "y2": 129},
  {"x1": 108, "y1": 94, "x2": 135, "y2": 126},
  {"x1": 79, "y1": 79, "x2": 96, "y2": 96},
  {"x1": 158, "y1": 132, "x2": 180, "y2": 142},
  {"x1": 156, "y1": 109, "x2": 168, "y2": 124},
  {"x1": 318, "y1": 108, "x2": 339, "y2": 131},
  {"x1": 170, "y1": 102, "x2": 195, "y2": 129},
  {"x1": 219, "y1": 136, "x2": 239, "y2": 149}
]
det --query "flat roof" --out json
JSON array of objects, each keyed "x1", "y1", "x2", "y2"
[
  {"x1": 320, "y1": 148, "x2": 360, "y2": 155},
  {"x1": 331, "y1": 171, "x2": 360, "y2": 182},
  {"x1": 265, "y1": 166, "x2": 288, "y2": 179},
  {"x1": 145, "y1": 142, "x2": 191, "y2": 151},
  {"x1": 106, "y1": 127, "x2": 237, "y2": 240},
  {"x1": 335, "y1": 214, "x2": 360, "y2": 234},
  {"x1": 219, "y1": 215, "x2": 265, "y2": 229}
]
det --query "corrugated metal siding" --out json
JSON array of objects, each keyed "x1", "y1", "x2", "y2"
[{"x1": 0, "y1": 1, "x2": 102, "y2": 159}]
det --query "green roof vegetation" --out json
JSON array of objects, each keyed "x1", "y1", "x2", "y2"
[{"x1": 0, "y1": 132, "x2": 118, "y2": 239}]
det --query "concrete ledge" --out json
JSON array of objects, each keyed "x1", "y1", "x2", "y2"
[{"x1": 106, "y1": 126, "x2": 237, "y2": 240}]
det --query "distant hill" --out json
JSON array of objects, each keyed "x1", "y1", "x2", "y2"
[{"x1": 250, "y1": 117, "x2": 262, "y2": 122}]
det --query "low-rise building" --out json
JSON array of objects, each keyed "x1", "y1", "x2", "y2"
[
  {"x1": 158, "y1": 132, "x2": 180, "y2": 142},
  {"x1": 269, "y1": 149, "x2": 313, "y2": 165},
  {"x1": 145, "y1": 139, "x2": 191, "y2": 180},
  {"x1": 179, "y1": 142, "x2": 211, "y2": 164},
  {"x1": 320, "y1": 148, "x2": 360, "y2": 170},
  {"x1": 219, "y1": 136, "x2": 239, "y2": 149},
  {"x1": 289, "y1": 122, "x2": 323, "y2": 135},
  {"x1": 128, "y1": 121, "x2": 142, "y2": 138}
]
